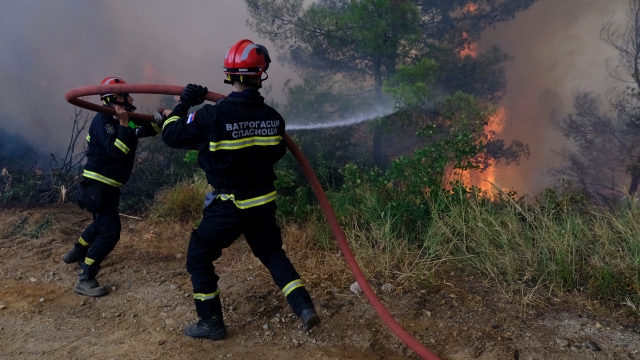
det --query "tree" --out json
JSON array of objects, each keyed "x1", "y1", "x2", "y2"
[
  {"x1": 246, "y1": 0, "x2": 534, "y2": 166},
  {"x1": 553, "y1": 0, "x2": 640, "y2": 198},
  {"x1": 247, "y1": 0, "x2": 425, "y2": 165},
  {"x1": 414, "y1": 0, "x2": 538, "y2": 42}
]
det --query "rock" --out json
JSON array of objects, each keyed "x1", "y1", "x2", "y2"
[
  {"x1": 573, "y1": 344, "x2": 582, "y2": 350},
  {"x1": 263, "y1": 324, "x2": 268, "y2": 330},
  {"x1": 175, "y1": 253, "x2": 183, "y2": 259},
  {"x1": 555, "y1": 337, "x2": 569, "y2": 347},
  {"x1": 170, "y1": 284, "x2": 178, "y2": 290},
  {"x1": 157, "y1": 339, "x2": 165, "y2": 345},
  {"x1": 111, "y1": 286, "x2": 116, "y2": 291},
  {"x1": 114, "y1": 313, "x2": 121, "y2": 317},
  {"x1": 595, "y1": 322, "x2": 603, "y2": 329},
  {"x1": 586, "y1": 340, "x2": 601, "y2": 351},
  {"x1": 350, "y1": 282, "x2": 362, "y2": 295},
  {"x1": 39, "y1": 297, "x2": 44, "y2": 302},
  {"x1": 29, "y1": 277, "x2": 37, "y2": 283},
  {"x1": 0, "y1": 305, "x2": 6, "y2": 310},
  {"x1": 381, "y1": 283, "x2": 395, "y2": 293},
  {"x1": 425, "y1": 311, "x2": 431, "y2": 317}
]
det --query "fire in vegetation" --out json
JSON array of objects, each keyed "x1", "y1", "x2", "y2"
[
  {"x1": 463, "y1": 2, "x2": 479, "y2": 13},
  {"x1": 460, "y1": 32, "x2": 477, "y2": 58},
  {"x1": 451, "y1": 107, "x2": 508, "y2": 196}
]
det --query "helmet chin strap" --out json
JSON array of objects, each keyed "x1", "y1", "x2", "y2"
[
  {"x1": 112, "y1": 101, "x2": 137, "y2": 113},
  {"x1": 102, "y1": 94, "x2": 137, "y2": 112}
]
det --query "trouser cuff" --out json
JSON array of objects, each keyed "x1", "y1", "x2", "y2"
[{"x1": 194, "y1": 296, "x2": 223, "y2": 319}]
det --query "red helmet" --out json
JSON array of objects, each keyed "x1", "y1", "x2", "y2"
[
  {"x1": 223, "y1": 39, "x2": 271, "y2": 79},
  {"x1": 100, "y1": 77, "x2": 127, "y2": 99}
]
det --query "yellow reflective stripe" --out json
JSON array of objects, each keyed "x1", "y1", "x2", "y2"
[
  {"x1": 218, "y1": 194, "x2": 236, "y2": 202},
  {"x1": 282, "y1": 279, "x2": 304, "y2": 297},
  {"x1": 83, "y1": 170, "x2": 123, "y2": 187},
  {"x1": 86, "y1": 134, "x2": 90, "y2": 142},
  {"x1": 151, "y1": 123, "x2": 162, "y2": 133},
  {"x1": 114, "y1": 139, "x2": 130, "y2": 154},
  {"x1": 193, "y1": 288, "x2": 220, "y2": 301},
  {"x1": 235, "y1": 191, "x2": 276, "y2": 209},
  {"x1": 162, "y1": 116, "x2": 180, "y2": 130},
  {"x1": 84, "y1": 257, "x2": 95, "y2": 265},
  {"x1": 78, "y1": 237, "x2": 90, "y2": 246},
  {"x1": 209, "y1": 135, "x2": 282, "y2": 152},
  {"x1": 216, "y1": 191, "x2": 276, "y2": 209}
]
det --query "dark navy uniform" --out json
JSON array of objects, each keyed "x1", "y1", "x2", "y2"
[
  {"x1": 162, "y1": 89, "x2": 315, "y2": 319},
  {"x1": 77, "y1": 111, "x2": 159, "y2": 267}
]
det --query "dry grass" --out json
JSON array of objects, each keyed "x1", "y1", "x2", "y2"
[
  {"x1": 149, "y1": 174, "x2": 211, "y2": 224},
  {"x1": 147, "y1": 179, "x2": 640, "y2": 310}
]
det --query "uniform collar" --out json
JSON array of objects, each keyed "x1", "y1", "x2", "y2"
[{"x1": 227, "y1": 89, "x2": 263, "y2": 102}]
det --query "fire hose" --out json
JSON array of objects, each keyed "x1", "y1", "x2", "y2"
[{"x1": 65, "y1": 84, "x2": 441, "y2": 360}]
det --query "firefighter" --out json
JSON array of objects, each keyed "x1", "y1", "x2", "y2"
[
  {"x1": 156, "y1": 39, "x2": 320, "y2": 340},
  {"x1": 62, "y1": 77, "x2": 163, "y2": 297}
]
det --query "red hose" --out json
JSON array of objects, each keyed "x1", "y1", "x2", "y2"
[
  {"x1": 65, "y1": 84, "x2": 441, "y2": 360},
  {"x1": 65, "y1": 84, "x2": 226, "y2": 122}
]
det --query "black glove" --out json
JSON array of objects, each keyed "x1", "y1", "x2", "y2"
[{"x1": 179, "y1": 84, "x2": 208, "y2": 107}]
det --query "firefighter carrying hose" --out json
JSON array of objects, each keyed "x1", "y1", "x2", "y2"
[
  {"x1": 62, "y1": 77, "x2": 163, "y2": 297},
  {"x1": 155, "y1": 39, "x2": 320, "y2": 340}
]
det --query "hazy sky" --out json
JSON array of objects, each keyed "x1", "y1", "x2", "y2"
[
  {"x1": 0, "y1": 0, "x2": 632, "y2": 193},
  {"x1": 0, "y1": 1, "x2": 292, "y2": 155}
]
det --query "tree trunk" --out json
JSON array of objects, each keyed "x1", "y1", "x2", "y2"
[
  {"x1": 372, "y1": 57, "x2": 383, "y2": 168},
  {"x1": 630, "y1": 152, "x2": 640, "y2": 195}
]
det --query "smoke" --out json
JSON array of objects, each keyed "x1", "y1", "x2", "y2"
[
  {"x1": 477, "y1": 0, "x2": 629, "y2": 194},
  {"x1": 0, "y1": 1, "x2": 292, "y2": 156},
  {"x1": 0, "y1": 0, "x2": 631, "y2": 193}
]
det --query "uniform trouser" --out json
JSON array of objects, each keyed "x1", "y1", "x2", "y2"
[
  {"x1": 187, "y1": 199, "x2": 314, "y2": 318},
  {"x1": 79, "y1": 182, "x2": 121, "y2": 266}
]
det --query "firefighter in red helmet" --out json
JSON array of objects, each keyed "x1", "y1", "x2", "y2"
[
  {"x1": 156, "y1": 39, "x2": 320, "y2": 340},
  {"x1": 62, "y1": 76, "x2": 162, "y2": 297}
]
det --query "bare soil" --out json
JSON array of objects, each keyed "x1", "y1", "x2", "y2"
[{"x1": 1, "y1": 204, "x2": 640, "y2": 359}]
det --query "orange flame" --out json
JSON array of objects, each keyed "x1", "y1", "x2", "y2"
[
  {"x1": 460, "y1": 32, "x2": 477, "y2": 58},
  {"x1": 451, "y1": 107, "x2": 508, "y2": 197},
  {"x1": 463, "y1": 3, "x2": 479, "y2": 13},
  {"x1": 143, "y1": 61, "x2": 177, "y2": 85}
]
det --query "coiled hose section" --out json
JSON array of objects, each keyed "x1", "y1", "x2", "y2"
[{"x1": 65, "y1": 84, "x2": 441, "y2": 360}]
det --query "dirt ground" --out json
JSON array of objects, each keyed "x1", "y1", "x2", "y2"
[{"x1": 1, "y1": 204, "x2": 640, "y2": 360}]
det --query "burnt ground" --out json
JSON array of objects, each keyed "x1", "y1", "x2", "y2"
[{"x1": 1, "y1": 204, "x2": 640, "y2": 359}]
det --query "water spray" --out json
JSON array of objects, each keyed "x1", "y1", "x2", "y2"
[
  {"x1": 287, "y1": 107, "x2": 393, "y2": 131},
  {"x1": 65, "y1": 84, "x2": 441, "y2": 360}
]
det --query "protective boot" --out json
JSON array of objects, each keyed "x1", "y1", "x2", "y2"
[
  {"x1": 185, "y1": 297, "x2": 227, "y2": 340},
  {"x1": 62, "y1": 242, "x2": 89, "y2": 264},
  {"x1": 299, "y1": 307, "x2": 321, "y2": 332},
  {"x1": 74, "y1": 262, "x2": 108, "y2": 298}
]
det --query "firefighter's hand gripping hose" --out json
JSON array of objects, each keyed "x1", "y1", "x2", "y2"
[{"x1": 65, "y1": 84, "x2": 441, "y2": 360}]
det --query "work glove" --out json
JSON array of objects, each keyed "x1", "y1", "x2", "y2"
[
  {"x1": 152, "y1": 112, "x2": 166, "y2": 127},
  {"x1": 179, "y1": 84, "x2": 208, "y2": 107}
]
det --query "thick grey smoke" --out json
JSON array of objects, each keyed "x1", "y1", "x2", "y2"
[
  {"x1": 0, "y1": 0, "x2": 631, "y2": 194},
  {"x1": 0, "y1": 1, "x2": 291, "y2": 156},
  {"x1": 478, "y1": 0, "x2": 628, "y2": 193}
]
